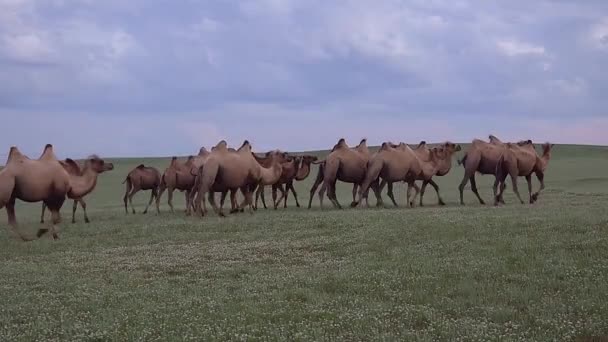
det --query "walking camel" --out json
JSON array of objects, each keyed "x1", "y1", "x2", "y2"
[
  {"x1": 123, "y1": 164, "x2": 161, "y2": 214},
  {"x1": 274, "y1": 155, "x2": 318, "y2": 208},
  {"x1": 156, "y1": 156, "x2": 196, "y2": 213},
  {"x1": 41, "y1": 155, "x2": 114, "y2": 223},
  {"x1": 1, "y1": 144, "x2": 111, "y2": 240}
]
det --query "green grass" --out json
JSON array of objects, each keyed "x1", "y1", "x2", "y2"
[{"x1": 2, "y1": 144, "x2": 608, "y2": 341}]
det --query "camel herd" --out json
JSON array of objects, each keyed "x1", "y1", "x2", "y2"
[{"x1": 0, "y1": 135, "x2": 553, "y2": 241}]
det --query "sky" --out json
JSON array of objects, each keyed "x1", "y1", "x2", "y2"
[{"x1": 1, "y1": 0, "x2": 607, "y2": 158}]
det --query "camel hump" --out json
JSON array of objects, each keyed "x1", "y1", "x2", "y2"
[
  {"x1": 169, "y1": 157, "x2": 178, "y2": 167},
  {"x1": 62, "y1": 158, "x2": 82, "y2": 175},
  {"x1": 358, "y1": 138, "x2": 367, "y2": 146},
  {"x1": 7, "y1": 146, "x2": 24, "y2": 163},
  {"x1": 214, "y1": 140, "x2": 228, "y2": 151},
  {"x1": 417, "y1": 141, "x2": 427, "y2": 148},
  {"x1": 39, "y1": 144, "x2": 57, "y2": 161},
  {"x1": 187, "y1": 155, "x2": 194, "y2": 162},
  {"x1": 239, "y1": 140, "x2": 251, "y2": 150},
  {"x1": 136, "y1": 164, "x2": 146, "y2": 170},
  {"x1": 380, "y1": 142, "x2": 394, "y2": 151},
  {"x1": 198, "y1": 147, "x2": 209, "y2": 156},
  {"x1": 333, "y1": 138, "x2": 348, "y2": 150}
]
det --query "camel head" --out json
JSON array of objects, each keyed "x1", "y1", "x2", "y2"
[
  {"x1": 516, "y1": 139, "x2": 533, "y2": 147},
  {"x1": 85, "y1": 155, "x2": 114, "y2": 173},
  {"x1": 441, "y1": 142, "x2": 462, "y2": 154},
  {"x1": 266, "y1": 150, "x2": 291, "y2": 164},
  {"x1": 541, "y1": 143, "x2": 554, "y2": 156}
]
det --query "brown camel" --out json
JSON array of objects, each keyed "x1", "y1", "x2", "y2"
[
  {"x1": 457, "y1": 135, "x2": 514, "y2": 205},
  {"x1": 193, "y1": 140, "x2": 286, "y2": 217},
  {"x1": 414, "y1": 141, "x2": 462, "y2": 206},
  {"x1": 1, "y1": 144, "x2": 109, "y2": 240},
  {"x1": 307, "y1": 138, "x2": 375, "y2": 209},
  {"x1": 156, "y1": 156, "x2": 197, "y2": 213},
  {"x1": 252, "y1": 151, "x2": 295, "y2": 210},
  {"x1": 123, "y1": 164, "x2": 161, "y2": 214},
  {"x1": 495, "y1": 141, "x2": 554, "y2": 205},
  {"x1": 356, "y1": 142, "x2": 442, "y2": 208},
  {"x1": 274, "y1": 155, "x2": 318, "y2": 209},
  {"x1": 41, "y1": 156, "x2": 114, "y2": 223}
]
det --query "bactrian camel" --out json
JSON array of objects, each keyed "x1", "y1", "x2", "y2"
[
  {"x1": 123, "y1": 164, "x2": 161, "y2": 214},
  {"x1": 308, "y1": 138, "x2": 375, "y2": 209},
  {"x1": 193, "y1": 140, "x2": 287, "y2": 217},
  {"x1": 41, "y1": 155, "x2": 114, "y2": 224},
  {"x1": 414, "y1": 141, "x2": 462, "y2": 206},
  {"x1": 1, "y1": 144, "x2": 110, "y2": 240},
  {"x1": 495, "y1": 141, "x2": 554, "y2": 205},
  {"x1": 156, "y1": 156, "x2": 196, "y2": 214},
  {"x1": 274, "y1": 155, "x2": 318, "y2": 209}
]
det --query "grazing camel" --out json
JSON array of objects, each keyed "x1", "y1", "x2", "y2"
[
  {"x1": 193, "y1": 140, "x2": 286, "y2": 217},
  {"x1": 356, "y1": 143, "x2": 443, "y2": 208},
  {"x1": 41, "y1": 156, "x2": 114, "y2": 224},
  {"x1": 307, "y1": 138, "x2": 374, "y2": 209},
  {"x1": 274, "y1": 155, "x2": 318, "y2": 209},
  {"x1": 156, "y1": 156, "x2": 196, "y2": 213},
  {"x1": 457, "y1": 136, "x2": 511, "y2": 205},
  {"x1": 1, "y1": 145, "x2": 109, "y2": 240},
  {"x1": 123, "y1": 164, "x2": 161, "y2": 214},
  {"x1": 495, "y1": 141, "x2": 554, "y2": 205},
  {"x1": 414, "y1": 141, "x2": 462, "y2": 206}
]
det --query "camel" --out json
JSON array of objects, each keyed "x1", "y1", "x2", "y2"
[
  {"x1": 1, "y1": 144, "x2": 110, "y2": 240},
  {"x1": 40, "y1": 156, "x2": 114, "y2": 224},
  {"x1": 193, "y1": 140, "x2": 287, "y2": 217},
  {"x1": 123, "y1": 164, "x2": 161, "y2": 214},
  {"x1": 494, "y1": 141, "x2": 554, "y2": 205},
  {"x1": 273, "y1": 155, "x2": 318, "y2": 209},
  {"x1": 156, "y1": 156, "x2": 196, "y2": 213},
  {"x1": 307, "y1": 138, "x2": 375, "y2": 209},
  {"x1": 414, "y1": 141, "x2": 462, "y2": 206},
  {"x1": 251, "y1": 152, "x2": 296, "y2": 210},
  {"x1": 356, "y1": 142, "x2": 443, "y2": 208},
  {"x1": 457, "y1": 135, "x2": 515, "y2": 205}
]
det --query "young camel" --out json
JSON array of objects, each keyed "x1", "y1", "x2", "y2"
[
  {"x1": 307, "y1": 138, "x2": 376, "y2": 209},
  {"x1": 1, "y1": 145, "x2": 109, "y2": 240},
  {"x1": 156, "y1": 156, "x2": 196, "y2": 213},
  {"x1": 274, "y1": 155, "x2": 318, "y2": 208},
  {"x1": 414, "y1": 142, "x2": 462, "y2": 206},
  {"x1": 123, "y1": 165, "x2": 161, "y2": 214},
  {"x1": 495, "y1": 142, "x2": 554, "y2": 205},
  {"x1": 252, "y1": 151, "x2": 295, "y2": 210},
  {"x1": 40, "y1": 156, "x2": 114, "y2": 223}
]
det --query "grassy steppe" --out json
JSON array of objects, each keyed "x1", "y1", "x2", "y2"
[{"x1": 1, "y1": 144, "x2": 608, "y2": 341}]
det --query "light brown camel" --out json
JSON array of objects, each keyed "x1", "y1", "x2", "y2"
[
  {"x1": 307, "y1": 138, "x2": 376, "y2": 209},
  {"x1": 273, "y1": 155, "x2": 318, "y2": 209},
  {"x1": 40, "y1": 156, "x2": 114, "y2": 223},
  {"x1": 193, "y1": 140, "x2": 286, "y2": 217},
  {"x1": 156, "y1": 156, "x2": 196, "y2": 213},
  {"x1": 356, "y1": 142, "x2": 442, "y2": 208},
  {"x1": 414, "y1": 141, "x2": 462, "y2": 206},
  {"x1": 494, "y1": 141, "x2": 554, "y2": 205},
  {"x1": 1, "y1": 144, "x2": 109, "y2": 240},
  {"x1": 123, "y1": 164, "x2": 161, "y2": 214},
  {"x1": 252, "y1": 151, "x2": 295, "y2": 210},
  {"x1": 457, "y1": 135, "x2": 513, "y2": 205}
]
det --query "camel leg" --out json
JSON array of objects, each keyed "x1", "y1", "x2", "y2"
[
  {"x1": 419, "y1": 181, "x2": 428, "y2": 207},
  {"x1": 71, "y1": 200, "x2": 78, "y2": 223},
  {"x1": 328, "y1": 179, "x2": 342, "y2": 209},
  {"x1": 427, "y1": 179, "x2": 445, "y2": 206},
  {"x1": 208, "y1": 191, "x2": 220, "y2": 216},
  {"x1": 128, "y1": 188, "x2": 138, "y2": 214},
  {"x1": 469, "y1": 175, "x2": 486, "y2": 205},
  {"x1": 458, "y1": 175, "x2": 469, "y2": 205},
  {"x1": 288, "y1": 182, "x2": 300, "y2": 208},
  {"x1": 308, "y1": 167, "x2": 324, "y2": 209},
  {"x1": 6, "y1": 200, "x2": 33, "y2": 241},
  {"x1": 254, "y1": 185, "x2": 262, "y2": 210},
  {"x1": 531, "y1": 172, "x2": 545, "y2": 203},
  {"x1": 40, "y1": 203, "x2": 46, "y2": 224},
  {"x1": 274, "y1": 184, "x2": 284, "y2": 208},
  {"x1": 386, "y1": 181, "x2": 398, "y2": 207},
  {"x1": 155, "y1": 183, "x2": 166, "y2": 214},
  {"x1": 244, "y1": 188, "x2": 254, "y2": 214},
  {"x1": 370, "y1": 180, "x2": 381, "y2": 207},
  {"x1": 350, "y1": 184, "x2": 359, "y2": 207},
  {"x1": 184, "y1": 190, "x2": 190, "y2": 213},
  {"x1": 49, "y1": 208, "x2": 61, "y2": 240},
  {"x1": 217, "y1": 191, "x2": 228, "y2": 217},
  {"x1": 167, "y1": 188, "x2": 175, "y2": 213},
  {"x1": 509, "y1": 174, "x2": 525, "y2": 204},
  {"x1": 525, "y1": 175, "x2": 534, "y2": 204},
  {"x1": 318, "y1": 183, "x2": 326, "y2": 209},
  {"x1": 123, "y1": 182, "x2": 133, "y2": 214},
  {"x1": 283, "y1": 184, "x2": 290, "y2": 208},
  {"x1": 408, "y1": 182, "x2": 421, "y2": 208},
  {"x1": 79, "y1": 199, "x2": 90, "y2": 223},
  {"x1": 272, "y1": 185, "x2": 279, "y2": 210},
  {"x1": 142, "y1": 189, "x2": 156, "y2": 214}
]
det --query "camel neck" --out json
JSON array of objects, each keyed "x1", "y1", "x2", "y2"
[
  {"x1": 296, "y1": 162, "x2": 311, "y2": 181},
  {"x1": 68, "y1": 168, "x2": 99, "y2": 199}
]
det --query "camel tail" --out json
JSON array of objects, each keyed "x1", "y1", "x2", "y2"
[
  {"x1": 458, "y1": 154, "x2": 467, "y2": 166},
  {"x1": 495, "y1": 153, "x2": 507, "y2": 182},
  {"x1": 122, "y1": 177, "x2": 129, "y2": 184}
]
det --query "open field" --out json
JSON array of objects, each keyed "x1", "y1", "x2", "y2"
[{"x1": 1, "y1": 143, "x2": 608, "y2": 340}]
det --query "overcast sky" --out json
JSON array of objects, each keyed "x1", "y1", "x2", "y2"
[{"x1": 1, "y1": 0, "x2": 607, "y2": 158}]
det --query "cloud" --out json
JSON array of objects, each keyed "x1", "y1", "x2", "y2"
[
  {"x1": 496, "y1": 39, "x2": 546, "y2": 57},
  {"x1": 1, "y1": 0, "x2": 608, "y2": 157}
]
